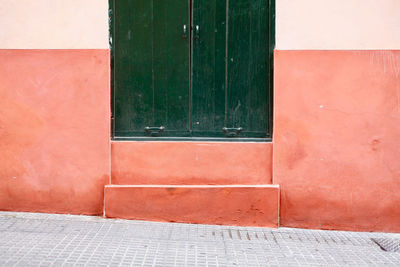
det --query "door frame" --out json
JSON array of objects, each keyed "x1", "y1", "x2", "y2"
[{"x1": 108, "y1": 0, "x2": 275, "y2": 142}]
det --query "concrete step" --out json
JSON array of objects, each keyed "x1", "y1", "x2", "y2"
[
  {"x1": 104, "y1": 185, "x2": 279, "y2": 227},
  {"x1": 111, "y1": 142, "x2": 273, "y2": 185}
]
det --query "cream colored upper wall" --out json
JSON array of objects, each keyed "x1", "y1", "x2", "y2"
[
  {"x1": 276, "y1": 0, "x2": 400, "y2": 50},
  {"x1": 0, "y1": 0, "x2": 109, "y2": 49},
  {"x1": 2, "y1": 0, "x2": 399, "y2": 50}
]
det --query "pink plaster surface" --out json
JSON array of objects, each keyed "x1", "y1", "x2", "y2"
[
  {"x1": 0, "y1": 49, "x2": 110, "y2": 215},
  {"x1": 105, "y1": 185, "x2": 279, "y2": 227},
  {"x1": 274, "y1": 50, "x2": 400, "y2": 232},
  {"x1": 111, "y1": 142, "x2": 273, "y2": 185}
]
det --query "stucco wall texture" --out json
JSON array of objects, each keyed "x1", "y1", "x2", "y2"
[
  {"x1": 111, "y1": 142, "x2": 273, "y2": 185},
  {"x1": 0, "y1": 0, "x2": 109, "y2": 49},
  {"x1": 0, "y1": 50, "x2": 110, "y2": 214},
  {"x1": 105, "y1": 185, "x2": 280, "y2": 227},
  {"x1": 0, "y1": 0, "x2": 400, "y2": 232},
  {"x1": 273, "y1": 0, "x2": 400, "y2": 232},
  {"x1": 274, "y1": 50, "x2": 400, "y2": 232},
  {"x1": 0, "y1": 1, "x2": 110, "y2": 215},
  {"x1": 276, "y1": 0, "x2": 400, "y2": 49}
]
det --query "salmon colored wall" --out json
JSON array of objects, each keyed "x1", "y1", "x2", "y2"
[
  {"x1": 274, "y1": 50, "x2": 400, "y2": 232},
  {"x1": 276, "y1": 0, "x2": 400, "y2": 49},
  {"x1": 0, "y1": 50, "x2": 110, "y2": 215},
  {"x1": 111, "y1": 142, "x2": 273, "y2": 185},
  {"x1": 0, "y1": 0, "x2": 109, "y2": 49},
  {"x1": 105, "y1": 185, "x2": 279, "y2": 227}
]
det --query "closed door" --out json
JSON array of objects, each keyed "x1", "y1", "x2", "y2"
[
  {"x1": 113, "y1": 0, "x2": 190, "y2": 137},
  {"x1": 112, "y1": 0, "x2": 272, "y2": 139}
]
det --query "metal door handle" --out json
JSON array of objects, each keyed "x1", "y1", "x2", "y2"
[
  {"x1": 183, "y1": 24, "x2": 187, "y2": 39},
  {"x1": 222, "y1": 127, "x2": 242, "y2": 137},
  {"x1": 194, "y1": 25, "x2": 200, "y2": 40},
  {"x1": 145, "y1": 126, "x2": 165, "y2": 137}
]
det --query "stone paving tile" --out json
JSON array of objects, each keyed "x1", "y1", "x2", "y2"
[{"x1": 0, "y1": 212, "x2": 400, "y2": 266}]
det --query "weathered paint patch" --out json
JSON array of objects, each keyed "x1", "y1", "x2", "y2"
[
  {"x1": 111, "y1": 142, "x2": 272, "y2": 185},
  {"x1": 0, "y1": 49, "x2": 110, "y2": 215},
  {"x1": 274, "y1": 50, "x2": 400, "y2": 232},
  {"x1": 104, "y1": 185, "x2": 279, "y2": 227}
]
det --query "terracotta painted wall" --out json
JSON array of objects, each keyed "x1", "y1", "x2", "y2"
[
  {"x1": 105, "y1": 185, "x2": 279, "y2": 227},
  {"x1": 275, "y1": 0, "x2": 400, "y2": 232},
  {"x1": 1, "y1": 0, "x2": 399, "y2": 233},
  {"x1": 0, "y1": 50, "x2": 110, "y2": 214},
  {"x1": 0, "y1": 0, "x2": 110, "y2": 215},
  {"x1": 111, "y1": 142, "x2": 273, "y2": 185},
  {"x1": 274, "y1": 50, "x2": 400, "y2": 232}
]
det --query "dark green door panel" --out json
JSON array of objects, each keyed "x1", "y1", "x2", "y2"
[
  {"x1": 227, "y1": 0, "x2": 270, "y2": 138},
  {"x1": 113, "y1": 0, "x2": 190, "y2": 137},
  {"x1": 192, "y1": 0, "x2": 270, "y2": 138},
  {"x1": 153, "y1": 0, "x2": 190, "y2": 136},
  {"x1": 113, "y1": 0, "x2": 153, "y2": 135},
  {"x1": 192, "y1": 0, "x2": 227, "y2": 137},
  {"x1": 111, "y1": 0, "x2": 273, "y2": 140}
]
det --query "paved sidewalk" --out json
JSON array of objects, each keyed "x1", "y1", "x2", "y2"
[{"x1": 0, "y1": 212, "x2": 399, "y2": 266}]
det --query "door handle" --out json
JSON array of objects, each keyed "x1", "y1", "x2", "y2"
[
  {"x1": 222, "y1": 127, "x2": 242, "y2": 137},
  {"x1": 145, "y1": 126, "x2": 165, "y2": 137},
  {"x1": 194, "y1": 25, "x2": 200, "y2": 40},
  {"x1": 183, "y1": 24, "x2": 188, "y2": 39}
]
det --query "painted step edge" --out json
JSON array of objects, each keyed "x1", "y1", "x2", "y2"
[
  {"x1": 105, "y1": 184, "x2": 279, "y2": 188},
  {"x1": 104, "y1": 185, "x2": 280, "y2": 227}
]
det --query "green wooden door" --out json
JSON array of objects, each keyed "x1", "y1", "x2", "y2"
[
  {"x1": 112, "y1": 0, "x2": 272, "y2": 140},
  {"x1": 113, "y1": 0, "x2": 190, "y2": 137},
  {"x1": 226, "y1": 0, "x2": 270, "y2": 138},
  {"x1": 192, "y1": 0, "x2": 270, "y2": 138},
  {"x1": 192, "y1": 0, "x2": 227, "y2": 137}
]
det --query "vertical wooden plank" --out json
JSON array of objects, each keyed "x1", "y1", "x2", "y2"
[
  {"x1": 227, "y1": 0, "x2": 269, "y2": 137},
  {"x1": 248, "y1": 0, "x2": 268, "y2": 133},
  {"x1": 153, "y1": 0, "x2": 190, "y2": 136},
  {"x1": 227, "y1": 0, "x2": 250, "y2": 133},
  {"x1": 114, "y1": 0, "x2": 154, "y2": 136},
  {"x1": 268, "y1": 0, "x2": 275, "y2": 136},
  {"x1": 109, "y1": 0, "x2": 115, "y2": 136},
  {"x1": 114, "y1": 0, "x2": 190, "y2": 137},
  {"x1": 192, "y1": 0, "x2": 227, "y2": 137}
]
